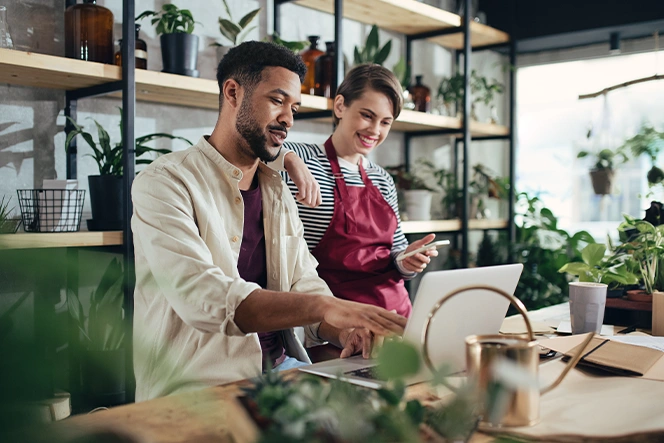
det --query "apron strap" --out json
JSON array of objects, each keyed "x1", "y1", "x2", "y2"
[{"x1": 324, "y1": 137, "x2": 357, "y2": 234}]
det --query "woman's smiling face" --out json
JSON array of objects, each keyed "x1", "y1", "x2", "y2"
[{"x1": 332, "y1": 89, "x2": 395, "y2": 161}]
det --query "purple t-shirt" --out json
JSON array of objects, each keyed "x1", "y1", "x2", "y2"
[{"x1": 237, "y1": 180, "x2": 285, "y2": 370}]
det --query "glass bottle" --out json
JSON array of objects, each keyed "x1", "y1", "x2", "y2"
[
  {"x1": 65, "y1": 0, "x2": 114, "y2": 64},
  {"x1": 408, "y1": 75, "x2": 431, "y2": 113},
  {"x1": 314, "y1": 41, "x2": 337, "y2": 98},
  {"x1": 300, "y1": 36, "x2": 324, "y2": 95},
  {"x1": 0, "y1": 6, "x2": 14, "y2": 49},
  {"x1": 115, "y1": 24, "x2": 148, "y2": 70}
]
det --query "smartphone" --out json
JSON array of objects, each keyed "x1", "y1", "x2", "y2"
[{"x1": 396, "y1": 240, "x2": 450, "y2": 262}]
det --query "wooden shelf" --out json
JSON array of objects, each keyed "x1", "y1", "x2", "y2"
[
  {"x1": 0, "y1": 231, "x2": 123, "y2": 250},
  {"x1": 0, "y1": 49, "x2": 508, "y2": 136},
  {"x1": 293, "y1": 0, "x2": 509, "y2": 49},
  {"x1": 402, "y1": 218, "x2": 509, "y2": 234},
  {"x1": 0, "y1": 48, "x2": 331, "y2": 113}
]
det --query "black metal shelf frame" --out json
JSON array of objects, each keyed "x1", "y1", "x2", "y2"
[{"x1": 63, "y1": 0, "x2": 137, "y2": 406}]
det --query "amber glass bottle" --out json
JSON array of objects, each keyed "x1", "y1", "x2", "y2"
[
  {"x1": 408, "y1": 75, "x2": 431, "y2": 113},
  {"x1": 300, "y1": 36, "x2": 324, "y2": 95},
  {"x1": 115, "y1": 24, "x2": 148, "y2": 69},
  {"x1": 314, "y1": 41, "x2": 337, "y2": 98},
  {"x1": 65, "y1": 0, "x2": 114, "y2": 64}
]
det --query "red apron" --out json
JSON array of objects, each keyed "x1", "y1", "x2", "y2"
[{"x1": 311, "y1": 137, "x2": 412, "y2": 317}]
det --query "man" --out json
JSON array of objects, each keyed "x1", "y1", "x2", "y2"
[{"x1": 131, "y1": 41, "x2": 407, "y2": 401}]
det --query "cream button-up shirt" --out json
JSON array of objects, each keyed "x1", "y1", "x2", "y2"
[{"x1": 131, "y1": 136, "x2": 332, "y2": 401}]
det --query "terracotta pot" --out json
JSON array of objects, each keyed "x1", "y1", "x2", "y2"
[
  {"x1": 625, "y1": 289, "x2": 653, "y2": 302},
  {"x1": 589, "y1": 168, "x2": 614, "y2": 195}
]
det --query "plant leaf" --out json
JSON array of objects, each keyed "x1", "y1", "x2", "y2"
[
  {"x1": 219, "y1": 18, "x2": 241, "y2": 43},
  {"x1": 558, "y1": 262, "x2": 590, "y2": 276},
  {"x1": 373, "y1": 40, "x2": 392, "y2": 66},
  {"x1": 238, "y1": 8, "x2": 261, "y2": 29},
  {"x1": 376, "y1": 340, "x2": 420, "y2": 380},
  {"x1": 366, "y1": 24, "x2": 379, "y2": 54},
  {"x1": 582, "y1": 243, "x2": 606, "y2": 267}
]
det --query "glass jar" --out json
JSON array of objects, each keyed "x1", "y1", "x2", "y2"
[
  {"x1": 0, "y1": 6, "x2": 14, "y2": 49},
  {"x1": 65, "y1": 0, "x2": 114, "y2": 64},
  {"x1": 314, "y1": 41, "x2": 337, "y2": 98},
  {"x1": 408, "y1": 75, "x2": 431, "y2": 113},
  {"x1": 300, "y1": 36, "x2": 324, "y2": 95},
  {"x1": 115, "y1": 24, "x2": 147, "y2": 69}
]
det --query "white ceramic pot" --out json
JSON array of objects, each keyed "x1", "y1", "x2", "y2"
[{"x1": 403, "y1": 190, "x2": 432, "y2": 221}]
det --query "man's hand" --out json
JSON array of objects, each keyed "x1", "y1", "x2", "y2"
[
  {"x1": 400, "y1": 233, "x2": 439, "y2": 273},
  {"x1": 284, "y1": 151, "x2": 322, "y2": 208},
  {"x1": 338, "y1": 328, "x2": 373, "y2": 358},
  {"x1": 320, "y1": 297, "x2": 407, "y2": 338}
]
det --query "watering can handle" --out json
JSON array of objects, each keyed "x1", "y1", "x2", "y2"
[{"x1": 421, "y1": 284, "x2": 596, "y2": 394}]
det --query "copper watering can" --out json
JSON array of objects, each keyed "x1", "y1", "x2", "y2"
[{"x1": 421, "y1": 285, "x2": 595, "y2": 428}]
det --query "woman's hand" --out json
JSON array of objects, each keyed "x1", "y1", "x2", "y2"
[
  {"x1": 400, "y1": 233, "x2": 439, "y2": 273},
  {"x1": 284, "y1": 151, "x2": 322, "y2": 208}
]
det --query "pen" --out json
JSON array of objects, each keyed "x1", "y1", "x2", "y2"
[{"x1": 617, "y1": 324, "x2": 637, "y2": 334}]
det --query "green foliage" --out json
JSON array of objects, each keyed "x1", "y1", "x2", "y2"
[
  {"x1": 67, "y1": 258, "x2": 125, "y2": 351},
  {"x1": 619, "y1": 216, "x2": 664, "y2": 294},
  {"x1": 137, "y1": 4, "x2": 196, "y2": 35},
  {"x1": 385, "y1": 164, "x2": 434, "y2": 191},
  {"x1": 266, "y1": 33, "x2": 308, "y2": 53},
  {"x1": 558, "y1": 243, "x2": 638, "y2": 286},
  {"x1": 65, "y1": 108, "x2": 192, "y2": 177},
  {"x1": 577, "y1": 147, "x2": 629, "y2": 171},
  {"x1": 620, "y1": 124, "x2": 664, "y2": 185},
  {"x1": 471, "y1": 71, "x2": 504, "y2": 106},
  {"x1": 353, "y1": 25, "x2": 392, "y2": 66},
  {"x1": 211, "y1": 0, "x2": 260, "y2": 46},
  {"x1": 437, "y1": 72, "x2": 464, "y2": 105},
  {"x1": 0, "y1": 195, "x2": 19, "y2": 233},
  {"x1": 510, "y1": 192, "x2": 595, "y2": 310},
  {"x1": 391, "y1": 57, "x2": 411, "y2": 90},
  {"x1": 243, "y1": 341, "x2": 480, "y2": 442}
]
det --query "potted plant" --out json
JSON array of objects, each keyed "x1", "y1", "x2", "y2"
[
  {"x1": 386, "y1": 164, "x2": 434, "y2": 221},
  {"x1": 211, "y1": 0, "x2": 260, "y2": 63},
  {"x1": 469, "y1": 164, "x2": 508, "y2": 219},
  {"x1": 618, "y1": 215, "x2": 664, "y2": 302},
  {"x1": 353, "y1": 24, "x2": 392, "y2": 66},
  {"x1": 137, "y1": 4, "x2": 200, "y2": 77},
  {"x1": 471, "y1": 72, "x2": 504, "y2": 124},
  {"x1": 558, "y1": 242, "x2": 639, "y2": 291},
  {"x1": 0, "y1": 196, "x2": 21, "y2": 234},
  {"x1": 68, "y1": 258, "x2": 126, "y2": 407},
  {"x1": 620, "y1": 123, "x2": 664, "y2": 187},
  {"x1": 576, "y1": 145, "x2": 629, "y2": 195},
  {"x1": 65, "y1": 108, "x2": 192, "y2": 230},
  {"x1": 436, "y1": 73, "x2": 464, "y2": 117}
]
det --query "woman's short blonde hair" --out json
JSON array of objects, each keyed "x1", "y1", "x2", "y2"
[{"x1": 333, "y1": 64, "x2": 403, "y2": 125}]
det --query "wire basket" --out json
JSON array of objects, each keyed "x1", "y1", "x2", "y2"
[{"x1": 17, "y1": 189, "x2": 86, "y2": 232}]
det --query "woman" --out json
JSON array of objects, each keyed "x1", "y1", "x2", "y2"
[{"x1": 277, "y1": 64, "x2": 437, "y2": 318}]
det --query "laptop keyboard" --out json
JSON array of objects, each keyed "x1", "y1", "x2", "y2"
[{"x1": 344, "y1": 366, "x2": 385, "y2": 381}]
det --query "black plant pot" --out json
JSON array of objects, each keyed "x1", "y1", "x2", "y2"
[
  {"x1": 81, "y1": 349, "x2": 126, "y2": 408},
  {"x1": 160, "y1": 33, "x2": 200, "y2": 77},
  {"x1": 589, "y1": 168, "x2": 614, "y2": 195},
  {"x1": 88, "y1": 175, "x2": 123, "y2": 231}
]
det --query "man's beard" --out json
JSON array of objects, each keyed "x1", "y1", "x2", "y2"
[{"x1": 236, "y1": 99, "x2": 284, "y2": 163}]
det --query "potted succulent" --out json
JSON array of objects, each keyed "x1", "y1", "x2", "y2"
[
  {"x1": 211, "y1": 0, "x2": 260, "y2": 63},
  {"x1": 620, "y1": 123, "x2": 664, "y2": 187},
  {"x1": 386, "y1": 164, "x2": 434, "y2": 221},
  {"x1": 137, "y1": 4, "x2": 200, "y2": 77},
  {"x1": 0, "y1": 196, "x2": 21, "y2": 234},
  {"x1": 576, "y1": 145, "x2": 629, "y2": 195},
  {"x1": 68, "y1": 258, "x2": 127, "y2": 407},
  {"x1": 65, "y1": 108, "x2": 192, "y2": 230}
]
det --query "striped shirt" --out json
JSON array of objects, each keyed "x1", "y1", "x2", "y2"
[{"x1": 281, "y1": 142, "x2": 411, "y2": 272}]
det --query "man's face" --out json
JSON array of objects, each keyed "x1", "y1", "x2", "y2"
[{"x1": 235, "y1": 67, "x2": 302, "y2": 162}]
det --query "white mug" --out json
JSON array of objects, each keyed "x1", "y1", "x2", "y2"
[{"x1": 569, "y1": 282, "x2": 607, "y2": 334}]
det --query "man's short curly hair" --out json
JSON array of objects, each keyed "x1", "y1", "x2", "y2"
[{"x1": 216, "y1": 41, "x2": 307, "y2": 108}]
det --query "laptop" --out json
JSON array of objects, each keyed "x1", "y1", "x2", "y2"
[{"x1": 299, "y1": 263, "x2": 524, "y2": 389}]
